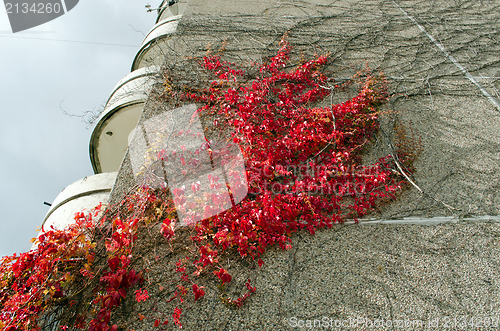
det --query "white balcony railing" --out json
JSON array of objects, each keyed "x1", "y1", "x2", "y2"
[
  {"x1": 132, "y1": 15, "x2": 181, "y2": 71},
  {"x1": 40, "y1": 172, "x2": 117, "y2": 232},
  {"x1": 90, "y1": 66, "x2": 160, "y2": 173},
  {"x1": 156, "y1": 0, "x2": 188, "y2": 24}
]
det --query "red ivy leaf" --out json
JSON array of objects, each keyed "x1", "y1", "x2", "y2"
[
  {"x1": 215, "y1": 268, "x2": 232, "y2": 284},
  {"x1": 192, "y1": 284, "x2": 205, "y2": 301},
  {"x1": 108, "y1": 256, "x2": 120, "y2": 272},
  {"x1": 135, "y1": 288, "x2": 150, "y2": 302}
]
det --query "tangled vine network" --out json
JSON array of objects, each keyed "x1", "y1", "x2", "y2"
[{"x1": 0, "y1": 38, "x2": 416, "y2": 330}]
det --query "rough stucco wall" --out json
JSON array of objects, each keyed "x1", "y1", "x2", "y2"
[
  {"x1": 107, "y1": 0, "x2": 499, "y2": 329},
  {"x1": 118, "y1": 222, "x2": 498, "y2": 330}
]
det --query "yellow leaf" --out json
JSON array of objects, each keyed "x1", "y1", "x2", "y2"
[{"x1": 65, "y1": 273, "x2": 74, "y2": 282}]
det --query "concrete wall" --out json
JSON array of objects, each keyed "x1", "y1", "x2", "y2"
[
  {"x1": 108, "y1": 0, "x2": 499, "y2": 329},
  {"x1": 119, "y1": 222, "x2": 498, "y2": 330}
]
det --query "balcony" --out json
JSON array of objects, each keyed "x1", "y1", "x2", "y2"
[
  {"x1": 132, "y1": 15, "x2": 181, "y2": 71},
  {"x1": 156, "y1": 0, "x2": 188, "y2": 23},
  {"x1": 89, "y1": 66, "x2": 160, "y2": 173},
  {"x1": 41, "y1": 172, "x2": 117, "y2": 232}
]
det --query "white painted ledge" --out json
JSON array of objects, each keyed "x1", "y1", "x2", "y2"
[{"x1": 350, "y1": 215, "x2": 500, "y2": 226}]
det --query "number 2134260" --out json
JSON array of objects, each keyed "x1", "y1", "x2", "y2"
[{"x1": 5, "y1": 2, "x2": 62, "y2": 14}]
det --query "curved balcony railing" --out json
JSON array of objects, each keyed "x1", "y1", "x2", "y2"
[
  {"x1": 156, "y1": 0, "x2": 188, "y2": 23},
  {"x1": 41, "y1": 172, "x2": 117, "y2": 232},
  {"x1": 132, "y1": 15, "x2": 181, "y2": 71},
  {"x1": 90, "y1": 66, "x2": 160, "y2": 173}
]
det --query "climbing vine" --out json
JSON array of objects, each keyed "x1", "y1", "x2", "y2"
[
  {"x1": 0, "y1": 206, "x2": 101, "y2": 330},
  {"x1": 0, "y1": 38, "x2": 414, "y2": 330}
]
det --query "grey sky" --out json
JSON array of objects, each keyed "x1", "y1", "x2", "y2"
[{"x1": 0, "y1": 0, "x2": 159, "y2": 257}]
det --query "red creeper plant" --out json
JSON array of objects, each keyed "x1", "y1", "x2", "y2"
[
  {"x1": 130, "y1": 37, "x2": 409, "y2": 325},
  {"x1": 87, "y1": 216, "x2": 144, "y2": 331},
  {"x1": 1, "y1": 38, "x2": 413, "y2": 330},
  {"x1": 172, "y1": 37, "x2": 404, "y2": 267},
  {"x1": 0, "y1": 205, "x2": 101, "y2": 330}
]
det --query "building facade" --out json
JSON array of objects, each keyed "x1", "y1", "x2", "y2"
[{"x1": 40, "y1": 1, "x2": 499, "y2": 329}]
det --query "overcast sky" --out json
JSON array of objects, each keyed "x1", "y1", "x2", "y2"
[{"x1": 0, "y1": 0, "x2": 160, "y2": 257}]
